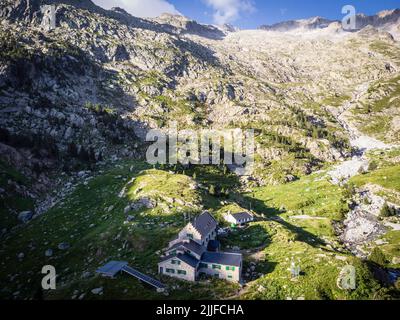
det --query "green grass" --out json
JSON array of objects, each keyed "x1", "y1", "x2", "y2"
[
  {"x1": 370, "y1": 41, "x2": 400, "y2": 65},
  {"x1": 241, "y1": 220, "x2": 383, "y2": 300},
  {"x1": 223, "y1": 174, "x2": 385, "y2": 300},
  {"x1": 286, "y1": 217, "x2": 335, "y2": 239},
  {"x1": 220, "y1": 222, "x2": 272, "y2": 250},
  {"x1": 352, "y1": 76, "x2": 400, "y2": 142},
  {"x1": 321, "y1": 94, "x2": 351, "y2": 108},
  {"x1": 151, "y1": 95, "x2": 208, "y2": 128},
  {"x1": 350, "y1": 165, "x2": 400, "y2": 193},
  {"x1": 377, "y1": 231, "x2": 400, "y2": 268},
  {"x1": 138, "y1": 70, "x2": 165, "y2": 87},
  {"x1": 127, "y1": 169, "x2": 202, "y2": 207},
  {"x1": 0, "y1": 161, "x2": 242, "y2": 300},
  {"x1": 0, "y1": 160, "x2": 34, "y2": 229},
  {"x1": 366, "y1": 148, "x2": 400, "y2": 167},
  {"x1": 250, "y1": 174, "x2": 348, "y2": 220},
  {"x1": 0, "y1": 161, "x2": 391, "y2": 300}
]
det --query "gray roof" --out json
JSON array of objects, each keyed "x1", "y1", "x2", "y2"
[
  {"x1": 192, "y1": 212, "x2": 217, "y2": 237},
  {"x1": 231, "y1": 212, "x2": 253, "y2": 222},
  {"x1": 160, "y1": 253, "x2": 200, "y2": 269},
  {"x1": 201, "y1": 252, "x2": 242, "y2": 267},
  {"x1": 168, "y1": 239, "x2": 206, "y2": 256},
  {"x1": 96, "y1": 261, "x2": 128, "y2": 277}
]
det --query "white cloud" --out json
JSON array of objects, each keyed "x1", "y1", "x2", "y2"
[
  {"x1": 203, "y1": 0, "x2": 255, "y2": 25},
  {"x1": 92, "y1": 0, "x2": 180, "y2": 18}
]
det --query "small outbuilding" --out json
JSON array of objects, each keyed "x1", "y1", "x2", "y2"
[{"x1": 224, "y1": 212, "x2": 254, "y2": 226}]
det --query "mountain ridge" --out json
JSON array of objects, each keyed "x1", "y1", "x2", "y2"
[{"x1": 259, "y1": 8, "x2": 400, "y2": 32}]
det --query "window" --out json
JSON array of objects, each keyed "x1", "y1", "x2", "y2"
[
  {"x1": 166, "y1": 268, "x2": 175, "y2": 274},
  {"x1": 171, "y1": 260, "x2": 181, "y2": 265},
  {"x1": 226, "y1": 266, "x2": 236, "y2": 271},
  {"x1": 177, "y1": 270, "x2": 187, "y2": 275},
  {"x1": 199, "y1": 263, "x2": 208, "y2": 269},
  {"x1": 187, "y1": 233, "x2": 193, "y2": 239},
  {"x1": 212, "y1": 264, "x2": 221, "y2": 270},
  {"x1": 228, "y1": 275, "x2": 233, "y2": 279}
]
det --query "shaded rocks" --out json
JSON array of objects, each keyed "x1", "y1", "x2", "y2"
[
  {"x1": 112, "y1": 44, "x2": 129, "y2": 62},
  {"x1": 392, "y1": 257, "x2": 400, "y2": 265},
  {"x1": 284, "y1": 175, "x2": 297, "y2": 183},
  {"x1": 18, "y1": 211, "x2": 33, "y2": 223},
  {"x1": 91, "y1": 287, "x2": 103, "y2": 295},
  {"x1": 130, "y1": 197, "x2": 156, "y2": 211},
  {"x1": 226, "y1": 84, "x2": 236, "y2": 100},
  {"x1": 340, "y1": 187, "x2": 387, "y2": 257},
  {"x1": 123, "y1": 205, "x2": 131, "y2": 214},
  {"x1": 58, "y1": 242, "x2": 70, "y2": 250}
]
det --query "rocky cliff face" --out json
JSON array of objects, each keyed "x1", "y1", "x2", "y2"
[
  {"x1": 0, "y1": 1, "x2": 399, "y2": 200},
  {"x1": 355, "y1": 9, "x2": 400, "y2": 29},
  {"x1": 259, "y1": 16, "x2": 334, "y2": 32},
  {"x1": 259, "y1": 9, "x2": 400, "y2": 32}
]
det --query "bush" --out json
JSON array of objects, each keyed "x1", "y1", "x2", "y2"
[
  {"x1": 380, "y1": 203, "x2": 394, "y2": 218},
  {"x1": 369, "y1": 248, "x2": 387, "y2": 266},
  {"x1": 395, "y1": 279, "x2": 400, "y2": 291},
  {"x1": 368, "y1": 161, "x2": 379, "y2": 172},
  {"x1": 209, "y1": 185, "x2": 216, "y2": 196},
  {"x1": 342, "y1": 183, "x2": 356, "y2": 200}
]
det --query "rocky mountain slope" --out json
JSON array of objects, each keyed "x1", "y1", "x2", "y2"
[
  {"x1": 0, "y1": 0, "x2": 399, "y2": 225},
  {"x1": 259, "y1": 9, "x2": 400, "y2": 33},
  {"x1": 0, "y1": 0, "x2": 399, "y2": 300}
]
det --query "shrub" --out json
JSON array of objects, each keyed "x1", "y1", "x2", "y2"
[
  {"x1": 380, "y1": 203, "x2": 394, "y2": 218},
  {"x1": 209, "y1": 185, "x2": 216, "y2": 196},
  {"x1": 368, "y1": 161, "x2": 379, "y2": 172},
  {"x1": 369, "y1": 248, "x2": 387, "y2": 266},
  {"x1": 395, "y1": 279, "x2": 400, "y2": 291},
  {"x1": 342, "y1": 183, "x2": 356, "y2": 200}
]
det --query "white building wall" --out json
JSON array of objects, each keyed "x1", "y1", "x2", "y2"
[
  {"x1": 198, "y1": 263, "x2": 241, "y2": 283},
  {"x1": 178, "y1": 223, "x2": 217, "y2": 247},
  {"x1": 158, "y1": 259, "x2": 197, "y2": 282},
  {"x1": 179, "y1": 223, "x2": 203, "y2": 245},
  {"x1": 224, "y1": 214, "x2": 237, "y2": 225}
]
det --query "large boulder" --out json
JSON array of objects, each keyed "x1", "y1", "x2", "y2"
[
  {"x1": 18, "y1": 211, "x2": 33, "y2": 223},
  {"x1": 58, "y1": 242, "x2": 70, "y2": 250}
]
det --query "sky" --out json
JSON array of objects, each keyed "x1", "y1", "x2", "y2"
[{"x1": 92, "y1": 0, "x2": 400, "y2": 29}]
